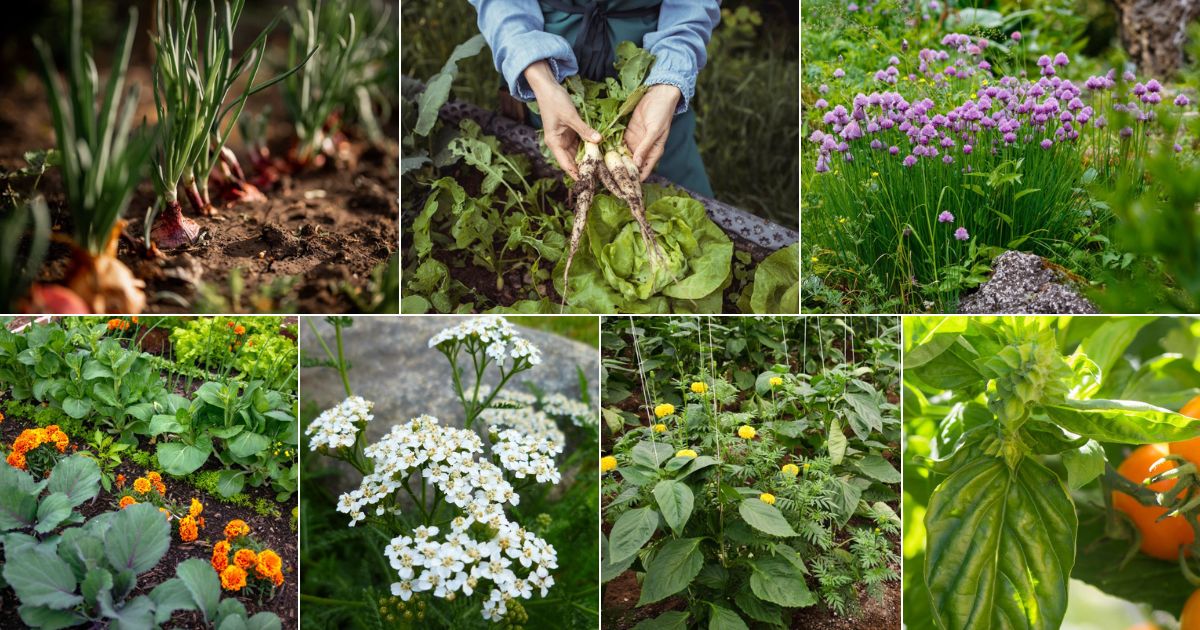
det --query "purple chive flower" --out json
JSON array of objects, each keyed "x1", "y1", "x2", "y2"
[
  {"x1": 1040, "y1": 138, "x2": 1053, "y2": 149},
  {"x1": 889, "y1": 145, "x2": 900, "y2": 155},
  {"x1": 963, "y1": 144, "x2": 973, "y2": 154},
  {"x1": 848, "y1": 2, "x2": 859, "y2": 10},
  {"x1": 1053, "y1": 52, "x2": 1070, "y2": 67},
  {"x1": 1176, "y1": 143, "x2": 1184, "y2": 153},
  {"x1": 1011, "y1": 31, "x2": 1022, "y2": 41},
  {"x1": 903, "y1": 155, "x2": 918, "y2": 167},
  {"x1": 815, "y1": 98, "x2": 829, "y2": 108},
  {"x1": 888, "y1": 56, "x2": 900, "y2": 66},
  {"x1": 833, "y1": 68, "x2": 845, "y2": 78},
  {"x1": 938, "y1": 211, "x2": 955, "y2": 223},
  {"x1": 1177, "y1": 94, "x2": 1191, "y2": 107},
  {"x1": 1120, "y1": 127, "x2": 1133, "y2": 138},
  {"x1": 1123, "y1": 70, "x2": 1136, "y2": 82},
  {"x1": 1147, "y1": 79, "x2": 1162, "y2": 93},
  {"x1": 1037, "y1": 55, "x2": 1051, "y2": 67},
  {"x1": 819, "y1": 83, "x2": 829, "y2": 94},
  {"x1": 954, "y1": 227, "x2": 970, "y2": 241}
]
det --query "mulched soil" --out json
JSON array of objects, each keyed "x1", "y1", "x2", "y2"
[
  {"x1": 1, "y1": 68, "x2": 397, "y2": 315},
  {"x1": 0, "y1": 406, "x2": 299, "y2": 629}
]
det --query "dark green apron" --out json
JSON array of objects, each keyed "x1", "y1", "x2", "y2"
[{"x1": 533, "y1": 0, "x2": 713, "y2": 196}]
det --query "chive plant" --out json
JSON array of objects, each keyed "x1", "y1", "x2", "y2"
[
  {"x1": 33, "y1": 0, "x2": 153, "y2": 312},
  {"x1": 283, "y1": 0, "x2": 393, "y2": 165},
  {"x1": 0, "y1": 198, "x2": 49, "y2": 311},
  {"x1": 148, "y1": 0, "x2": 312, "y2": 251}
]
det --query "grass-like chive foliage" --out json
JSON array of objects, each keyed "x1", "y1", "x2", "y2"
[
  {"x1": 32, "y1": 0, "x2": 151, "y2": 256},
  {"x1": 149, "y1": 0, "x2": 313, "y2": 248},
  {"x1": 283, "y1": 0, "x2": 394, "y2": 162}
]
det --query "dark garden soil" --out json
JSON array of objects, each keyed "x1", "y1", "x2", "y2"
[
  {"x1": 0, "y1": 407, "x2": 299, "y2": 629},
  {"x1": 0, "y1": 69, "x2": 397, "y2": 315}
]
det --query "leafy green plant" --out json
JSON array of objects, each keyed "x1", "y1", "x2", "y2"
[
  {"x1": 0, "y1": 197, "x2": 50, "y2": 311},
  {"x1": 83, "y1": 429, "x2": 132, "y2": 492},
  {"x1": 3, "y1": 496, "x2": 280, "y2": 629},
  {"x1": 903, "y1": 316, "x2": 1200, "y2": 629},
  {"x1": 0, "y1": 454, "x2": 99, "y2": 538}
]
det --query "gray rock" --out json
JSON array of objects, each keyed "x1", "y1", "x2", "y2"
[
  {"x1": 957, "y1": 250, "x2": 1098, "y2": 314},
  {"x1": 300, "y1": 316, "x2": 598, "y2": 490}
]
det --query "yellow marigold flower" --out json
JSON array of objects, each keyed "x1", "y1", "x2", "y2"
[
  {"x1": 224, "y1": 519, "x2": 250, "y2": 540},
  {"x1": 255, "y1": 550, "x2": 283, "y2": 579},
  {"x1": 600, "y1": 456, "x2": 618, "y2": 473},
  {"x1": 178, "y1": 516, "x2": 198, "y2": 542},
  {"x1": 760, "y1": 493, "x2": 776, "y2": 505},
  {"x1": 189, "y1": 499, "x2": 203, "y2": 518},
  {"x1": 769, "y1": 377, "x2": 783, "y2": 387},
  {"x1": 234, "y1": 549, "x2": 257, "y2": 570},
  {"x1": 220, "y1": 565, "x2": 247, "y2": 591},
  {"x1": 653, "y1": 403, "x2": 675, "y2": 418},
  {"x1": 119, "y1": 496, "x2": 136, "y2": 509},
  {"x1": 782, "y1": 464, "x2": 800, "y2": 476},
  {"x1": 690, "y1": 382, "x2": 708, "y2": 394},
  {"x1": 675, "y1": 449, "x2": 698, "y2": 459},
  {"x1": 738, "y1": 425, "x2": 757, "y2": 440},
  {"x1": 652, "y1": 423, "x2": 667, "y2": 433},
  {"x1": 133, "y1": 477, "x2": 151, "y2": 494}
]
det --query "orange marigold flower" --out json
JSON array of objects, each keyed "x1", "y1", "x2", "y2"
[
  {"x1": 215, "y1": 540, "x2": 231, "y2": 556},
  {"x1": 146, "y1": 471, "x2": 162, "y2": 483},
  {"x1": 271, "y1": 570, "x2": 284, "y2": 587},
  {"x1": 116, "y1": 474, "x2": 126, "y2": 488},
  {"x1": 107, "y1": 319, "x2": 122, "y2": 330},
  {"x1": 153, "y1": 480, "x2": 166, "y2": 495},
  {"x1": 224, "y1": 519, "x2": 250, "y2": 540},
  {"x1": 233, "y1": 549, "x2": 257, "y2": 570},
  {"x1": 219, "y1": 565, "x2": 247, "y2": 592},
  {"x1": 178, "y1": 516, "x2": 198, "y2": 542},
  {"x1": 6, "y1": 452, "x2": 26, "y2": 470},
  {"x1": 0, "y1": 411, "x2": 5, "y2": 422},
  {"x1": 234, "y1": 325, "x2": 246, "y2": 335},
  {"x1": 227, "y1": 321, "x2": 236, "y2": 328},
  {"x1": 255, "y1": 550, "x2": 283, "y2": 579},
  {"x1": 131, "y1": 316, "x2": 139, "y2": 324},
  {"x1": 189, "y1": 498, "x2": 203, "y2": 518},
  {"x1": 119, "y1": 496, "x2": 136, "y2": 509},
  {"x1": 133, "y1": 477, "x2": 151, "y2": 494}
]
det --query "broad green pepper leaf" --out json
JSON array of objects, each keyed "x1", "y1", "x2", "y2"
[
  {"x1": 638, "y1": 537, "x2": 704, "y2": 605},
  {"x1": 828, "y1": 419, "x2": 847, "y2": 465},
  {"x1": 632, "y1": 611, "x2": 689, "y2": 630},
  {"x1": 855, "y1": 454, "x2": 901, "y2": 484},
  {"x1": 925, "y1": 457, "x2": 1076, "y2": 630},
  {"x1": 632, "y1": 441, "x2": 676, "y2": 469},
  {"x1": 1043, "y1": 398, "x2": 1200, "y2": 444},
  {"x1": 609, "y1": 507, "x2": 659, "y2": 565},
  {"x1": 707, "y1": 603, "x2": 749, "y2": 630}
]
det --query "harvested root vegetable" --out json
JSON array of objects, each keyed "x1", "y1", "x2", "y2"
[
  {"x1": 558, "y1": 43, "x2": 664, "y2": 303},
  {"x1": 563, "y1": 141, "x2": 603, "y2": 290}
]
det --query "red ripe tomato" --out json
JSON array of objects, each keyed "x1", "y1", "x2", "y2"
[{"x1": 1112, "y1": 443, "x2": 1194, "y2": 561}]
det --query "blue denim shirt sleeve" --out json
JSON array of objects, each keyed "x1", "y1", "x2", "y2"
[
  {"x1": 468, "y1": 0, "x2": 579, "y2": 101},
  {"x1": 643, "y1": 0, "x2": 721, "y2": 113}
]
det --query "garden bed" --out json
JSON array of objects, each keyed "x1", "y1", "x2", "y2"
[{"x1": 0, "y1": 74, "x2": 397, "y2": 314}]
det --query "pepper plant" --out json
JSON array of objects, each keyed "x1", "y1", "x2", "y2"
[{"x1": 904, "y1": 316, "x2": 1200, "y2": 630}]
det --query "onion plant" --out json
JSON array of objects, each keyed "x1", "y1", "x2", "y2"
[
  {"x1": 283, "y1": 0, "x2": 394, "y2": 165},
  {"x1": 0, "y1": 198, "x2": 49, "y2": 311},
  {"x1": 149, "y1": 0, "x2": 312, "y2": 251},
  {"x1": 33, "y1": 0, "x2": 153, "y2": 312}
]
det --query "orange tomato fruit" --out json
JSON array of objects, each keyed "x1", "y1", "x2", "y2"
[
  {"x1": 1183, "y1": 589, "x2": 1200, "y2": 630},
  {"x1": 1170, "y1": 395, "x2": 1200, "y2": 466},
  {"x1": 1112, "y1": 443, "x2": 1194, "y2": 561}
]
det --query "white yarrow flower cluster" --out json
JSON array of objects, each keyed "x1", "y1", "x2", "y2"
[
  {"x1": 542, "y1": 392, "x2": 597, "y2": 429},
  {"x1": 493, "y1": 429, "x2": 563, "y2": 484},
  {"x1": 332, "y1": 410, "x2": 563, "y2": 620},
  {"x1": 427, "y1": 316, "x2": 543, "y2": 367},
  {"x1": 306, "y1": 396, "x2": 373, "y2": 450},
  {"x1": 480, "y1": 406, "x2": 565, "y2": 451},
  {"x1": 478, "y1": 385, "x2": 596, "y2": 439},
  {"x1": 386, "y1": 517, "x2": 558, "y2": 622}
]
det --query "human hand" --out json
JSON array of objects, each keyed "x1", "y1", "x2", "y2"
[
  {"x1": 524, "y1": 61, "x2": 602, "y2": 179},
  {"x1": 624, "y1": 84, "x2": 681, "y2": 181}
]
